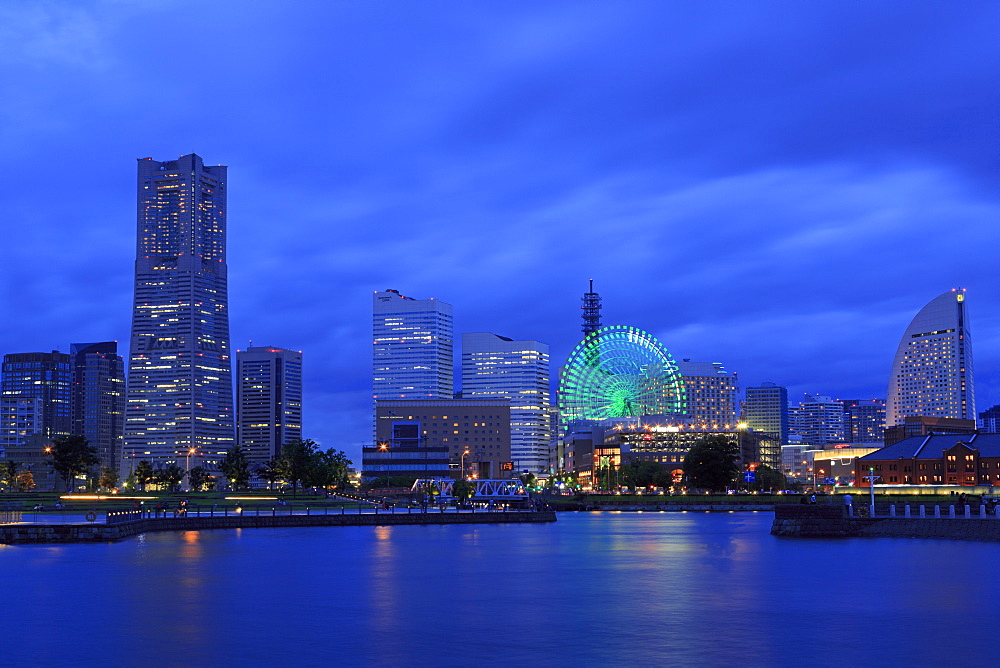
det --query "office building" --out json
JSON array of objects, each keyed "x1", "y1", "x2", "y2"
[
  {"x1": 743, "y1": 382, "x2": 788, "y2": 444},
  {"x1": 675, "y1": 359, "x2": 738, "y2": 427},
  {"x1": 461, "y1": 332, "x2": 550, "y2": 475},
  {"x1": 1, "y1": 351, "x2": 72, "y2": 439},
  {"x1": 886, "y1": 289, "x2": 975, "y2": 426},
  {"x1": 236, "y1": 346, "x2": 302, "y2": 463},
  {"x1": 841, "y1": 399, "x2": 886, "y2": 443},
  {"x1": 978, "y1": 404, "x2": 1000, "y2": 433},
  {"x1": 125, "y1": 154, "x2": 235, "y2": 465},
  {"x1": 366, "y1": 399, "x2": 511, "y2": 482},
  {"x1": 0, "y1": 397, "x2": 43, "y2": 458},
  {"x1": 70, "y1": 342, "x2": 125, "y2": 471},
  {"x1": 789, "y1": 394, "x2": 845, "y2": 446},
  {"x1": 373, "y1": 290, "x2": 453, "y2": 400}
]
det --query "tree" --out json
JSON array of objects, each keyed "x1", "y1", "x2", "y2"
[
  {"x1": 277, "y1": 439, "x2": 320, "y2": 497},
  {"x1": 219, "y1": 445, "x2": 251, "y2": 490},
  {"x1": 683, "y1": 435, "x2": 740, "y2": 493},
  {"x1": 135, "y1": 461, "x2": 155, "y2": 492},
  {"x1": 188, "y1": 466, "x2": 209, "y2": 492},
  {"x1": 15, "y1": 470, "x2": 35, "y2": 492},
  {"x1": 1, "y1": 460, "x2": 18, "y2": 492},
  {"x1": 750, "y1": 464, "x2": 786, "y2": 492},
  {"x1": 156, "y1": 464, "x2": 185, "y2": 492},
  {"x1": 619, "y1": 461, "x2": 671, "y2": 490},
  {"x1": 49, "y1": 435, "x2": 100, "y2": 492},
  {"x1": 453, "y1": 479, "x2": 476, "y2": 503},
  {"x1": 519, "y1": 473, "x2": 537, "y2": 489},
  {"x1": 98, "y1": 467, "x2": 118, "y2": 491},
  {"x1": 259, "y1": 459, "x2": 282, "y2": 491},
  {"x1": 305, "y1": 449, "x2": 352, "y2": 491}
]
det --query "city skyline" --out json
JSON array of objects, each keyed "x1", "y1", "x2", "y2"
[{"x1": 3, "y1": 3, "x2": 1000, "y2": 464}]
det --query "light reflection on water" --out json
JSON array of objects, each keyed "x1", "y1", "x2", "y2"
[{"x1": 1, "y1": 512, "x2": 995, "y2": 666}]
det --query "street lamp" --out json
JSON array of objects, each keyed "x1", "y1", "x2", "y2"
[
  {"x1": 378, "y1": 441, "x2": 389, "y2": 489},
  {"x1": 460, "y1": 449, "x2": 470, "y2": 480},
  {"x1": 184, "y1": 448, "x2": 197, "y2": 491}
]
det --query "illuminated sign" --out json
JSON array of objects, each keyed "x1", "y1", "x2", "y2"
[{"x1": 501, "y1": 462, "x2": 514, "y2": 471}]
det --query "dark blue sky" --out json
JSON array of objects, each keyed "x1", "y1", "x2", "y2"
[{"x1": 3, "y1": 1, "x2": 999, "y2": 464}]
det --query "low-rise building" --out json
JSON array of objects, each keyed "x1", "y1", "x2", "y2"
[
  {"x1": 857, "y1": 433, "x2": 1000, "y2": 486},
  {"x1": 364, "y1": 399, "x2": 512, "y2": 484}
]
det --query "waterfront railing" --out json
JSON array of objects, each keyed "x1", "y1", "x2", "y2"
[{"x1": 849, "y1": 503, "x2": 999, "y2": 519}]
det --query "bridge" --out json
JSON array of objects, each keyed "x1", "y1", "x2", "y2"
[{"x1": 411, "y1": 478, "x2": 529, "y2": 501}]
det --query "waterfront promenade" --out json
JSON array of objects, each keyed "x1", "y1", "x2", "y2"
[{"x1": 0, "y1": 505, "x2": 556, "y2": 544}]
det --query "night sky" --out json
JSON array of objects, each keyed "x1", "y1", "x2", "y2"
[{"x1": 3, "y1": 2, "x2": 999, "y2": 464}]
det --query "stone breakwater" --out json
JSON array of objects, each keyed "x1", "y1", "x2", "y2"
[
  {"x1": 0, "y1": 511, "x2": 557, "y2": 545},
  {"x1": 771, "y1": 505, "x2": 1000, "y2": 542}
]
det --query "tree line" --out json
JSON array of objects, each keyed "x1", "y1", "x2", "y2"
[{"x1": 1, "y1": 436, "x2": 352, "y2": 495}]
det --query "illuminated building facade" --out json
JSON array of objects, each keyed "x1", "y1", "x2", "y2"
[
  {"x1": 70, "y1": 342, "x2": 125, "y2": 470},
  {"x1": 743, "y1": 382, "x2": 788, "y2": 444},
  {"x1": 675, "y1": 359, "x2": 738, "y2": 426},
  {"x1": 1, "y1": 351, "x2": 72, "y2": 439},
  {"x1": 842, "y1": 399, "x2": 886, "y2": 443},
  {"x1": 236, "y1": 346, "x2": 302, "y2": 463},
  {"x1": 125, "y1": 154, "x2": 234, "y2": 465},
  {"x1": 559, "y1": 418, "x2": 780, "y2": 487},
  {"x1": 373, "y1": 290, "x2": 453, "y2": 400},
  {"x1": 886, "y1": 289, "x2": 974, "y2": 426},
  {"x1": 461, "y1": 332, "x2": 550, "y2": 476},
  {"x1": 368, "y1": 399, "x2": 511, "y2": 481},
  {"x1": 789, "y1": 394, "x2": 845, "y2": 445},
  {"x1": 0, "y1": 397, "x2": 42, "y2": 458}
]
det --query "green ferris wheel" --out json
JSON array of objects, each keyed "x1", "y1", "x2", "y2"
[{"x1": 558, "y1": 325, "x2": 686, "y2": 428}]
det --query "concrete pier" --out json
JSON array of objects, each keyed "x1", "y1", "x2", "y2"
[{"x1": 771, "y1": 505, "x2": 1000, "y2": 542}]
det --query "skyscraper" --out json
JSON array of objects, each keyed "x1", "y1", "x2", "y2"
[
  {"x1": 70, "y1": 342, "x2": 125, "y2": 470},
  {"x1": 1, "y1": 351, "x2": 72, "y2": 439},
  {"x1": 236, "y1": 346, "x2": 303, "y2": 463},
  {"x1": 743, "y1": 382, "x2": 789, "y2": 444},
  {"x1": 373, "y1": 290, "x2": 454, "y2": 400},
  {"x1": 886, "y1": 289, "x2": 974, "y2": 426},
  {"x1": 462, "y1": 332, "x2": 551, "y2": 475},
  {"x1": 125, "y1": 154, "x2": 234, "y2": 465},
  {"x1": 675, "y1": 359, "x2": 739, "y2": 427}
]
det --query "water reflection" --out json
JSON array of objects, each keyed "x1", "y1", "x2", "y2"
[{"x1": 1, "y1": 513, "x2": 999, "y2": 666}]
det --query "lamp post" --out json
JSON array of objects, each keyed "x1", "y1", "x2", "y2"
[
  {"x1": 460, "y1": 449, "x2": 470, "y2": 480},
  {"x1": 378, "y1": 442, "x2": 389, "y2": 489},
  {"x1": 184, "y1": 447, "x2": 197, "y2": 491}
]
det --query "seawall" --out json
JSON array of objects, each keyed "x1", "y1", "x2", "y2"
[
  {"x1": 584, "y1": 504, "x2": 773, "y2": 512},
  {"x1": 0, "y1": 510, "x2": 557, "y2": 544},
  {"x1": 771, "y1": 505, "x2": 1000, "y2": 542}
]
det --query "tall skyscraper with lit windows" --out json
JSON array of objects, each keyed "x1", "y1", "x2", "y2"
[
  {"x1": 461, "y1": 332, "x2": 550, "y2": 475},
  {"x1": 237, "y1": 346, "x2": 302, "y2": 463},
  {"x1": 124, "y1": 154, "x2": 234, "y2": 465},
  {"x1": 373, "y1": 290, "x2": 454, "y2": 400},
  {"x1": 886, "y1": 290, "x2": 974, "y2": 426}
]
